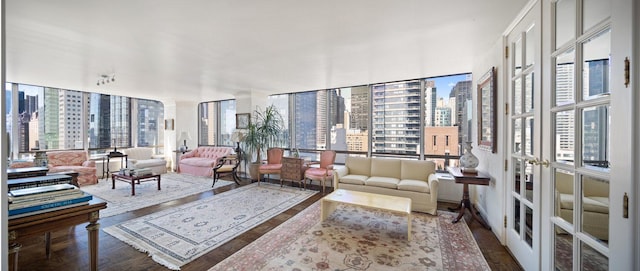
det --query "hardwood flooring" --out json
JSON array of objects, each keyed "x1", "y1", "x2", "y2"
[{"x1": 12, "y1": 177, "x2": 523, "y2": 271}]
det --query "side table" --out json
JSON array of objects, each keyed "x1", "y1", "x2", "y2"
[
  {"x1": 280, "y1": 157, "x2": 308, "y2": 189},
  {"x1": 447, "y1": 166, "x2": 491, "y2": 229},
  {"x1": 102, "y1": 152, "x2": 128, "y2": 178}
]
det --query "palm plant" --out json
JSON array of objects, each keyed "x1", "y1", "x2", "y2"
[{"x1": 241, "y1": 105, "x2": 285, "y2": 179}]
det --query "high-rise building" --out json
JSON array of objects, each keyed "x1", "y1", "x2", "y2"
[
  {"x1": 555, "y1": 62, "x2": 575, "y2": 162},
  {"x1": 424, "y1": 80, "x2": 436, "y2": 126},
  {"x1": 137, "y1": 99, "x2": 164, "y2": 147},
  {"x1": 294, "y1": 92, "x2": 318, "y2": 149},
  {"x1": 372, "y1": 80, "x2": 421, "y2": 154},
  {"x1": 435, "y1": 107, "x2": 452, "y2": 126},
  {"x1": 350, "y1": 86, "x2": 369, "y2": 131},
  {"x1": 453, "y1": 80, "x2": 472, "y2": 144}
]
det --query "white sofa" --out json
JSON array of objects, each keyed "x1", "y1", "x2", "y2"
[
  {"x1": 555, "y1": 171, "x2": 609, "y2": 241},
  {"x1": 333, "y1": 156, "x2": 439, "y2": 215},
  {"x1": 123, "y1": 147, "x2": 167, "y2": 175}
]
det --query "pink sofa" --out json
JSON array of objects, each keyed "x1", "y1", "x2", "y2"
[
  {"x1": 47, "y1": 150, "x2": 98, "y2": 186},
  {"x1": 179, "y1": 146, "x2": 233, "y2": 177}
]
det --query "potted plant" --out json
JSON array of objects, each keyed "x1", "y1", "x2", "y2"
[{"x1": 241, "y1": 105, "x2": 285, "y2": 181}]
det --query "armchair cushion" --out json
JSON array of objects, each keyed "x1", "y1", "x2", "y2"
[{"x1": 47, "y1": 150, "x2": 97, "y2": 186}]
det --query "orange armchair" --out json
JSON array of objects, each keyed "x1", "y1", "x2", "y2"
[
  {"x1": 258, "y1": 148, "x2": 284, "y2": 184},
  {"x1": 304, "y1": 150, "x2": 336, "y2": 194},
  {"x1": 47, "y1": 150, "x2": 98, "y2": 186}
]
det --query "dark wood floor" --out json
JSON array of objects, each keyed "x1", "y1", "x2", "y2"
[{"x1": 13, "y1": 177, "x2": 523, "y2": 271}]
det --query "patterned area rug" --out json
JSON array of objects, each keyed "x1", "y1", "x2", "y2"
[
  {"x1": 210, "y1": 202, "x2": 490, "y2": 271},
  {"x1": 104, "y1": 182, "x2": 317, "y2": 270},
  {"x1": 81, "y1": 172, "x2": 233, "y2": 217}
]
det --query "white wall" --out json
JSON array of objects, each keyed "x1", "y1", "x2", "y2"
[{"x1": 471, "y1": 37, "x2": 507, "y2": 242}]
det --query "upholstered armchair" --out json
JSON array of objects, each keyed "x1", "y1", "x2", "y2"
[
  {"x1": 258, "y1": 148, "x2": 284, "y2": 184},
  {"x1": 305, "y1": 150, "x2": 336, "y2": 194},
  {"x1": 123, "y1": 147, "x2": 167, "y2": 175},
  {"x1": 47, "y1": 150, "x2": 97, "y2": 186}
]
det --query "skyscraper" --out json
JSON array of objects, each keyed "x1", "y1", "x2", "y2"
[{"x1": 372, "y1": 80, "x2": 421, "y2": 154}]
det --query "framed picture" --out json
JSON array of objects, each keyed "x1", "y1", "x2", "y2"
[
  {"x1": 236, "y1": 113, "x2": 250, "y2": 129},
  {"x1": 164, "y1": 119, "x2": 174, "y2": 130},
  {"x1": 477, "y1": 67, "x2": 497, "y2": 153}
]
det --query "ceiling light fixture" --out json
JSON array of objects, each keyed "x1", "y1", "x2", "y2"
[{"x1": 97, "y1": 74, "x2": 115, "y2": 86}]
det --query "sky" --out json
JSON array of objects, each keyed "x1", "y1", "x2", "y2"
[{"x1": 431, "y1": 73, "x2": 472, "y2": 99}]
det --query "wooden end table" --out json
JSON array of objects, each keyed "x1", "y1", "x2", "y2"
[
  {"x1": 9, "y1": 202, "x2": 107, "y2": 271},
  {"x1": 447, "y1": 166, "x2": 491, "y2": 229},
  {"x1": 111, "y1": 173, "x2": 161, "y2": 196},
  {"x1": 321, "y1": 189, "x2": 412, "y2": 241}
]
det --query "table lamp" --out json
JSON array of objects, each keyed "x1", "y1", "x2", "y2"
[
  {"x1": 230, "y1": 131, "x2": 245, "y2": 154},
  {"x1": 179, "y1": 131, "x2": 192, "y2": 152}
]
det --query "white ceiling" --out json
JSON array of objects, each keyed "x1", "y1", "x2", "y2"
[{"x1": 5, "y1": 0, "x2": 528, "y2": 104}]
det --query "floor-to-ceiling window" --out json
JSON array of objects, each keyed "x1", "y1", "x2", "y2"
[{"x1": 6, "y1": 82, "x2": 164, "y2": 160}]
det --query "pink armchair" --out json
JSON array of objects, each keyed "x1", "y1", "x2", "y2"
[
  {"x1": 47, "y1": 150, "x2": 97, "y2": 186},
  {"x1": 305, "y1": 150, "x2": 336, "y2": 194},
  {"x1": 258, "y1": 148, "x2": 284, "y2": 184}
]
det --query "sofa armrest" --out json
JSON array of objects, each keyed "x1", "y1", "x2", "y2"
[
  {"x1": 181, "y1": 150, "x2": 195, "y2": 159},
  {"x1": 82, "y1": 160, "x2": 95, "y2": 167},
  {"x1": 427, "y1": 173, "x2": 439, "y2": 203},
  {"x1": 333, "y1": 166, "x2": 348, "y2": 189}
]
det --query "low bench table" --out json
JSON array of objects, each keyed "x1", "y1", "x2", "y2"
[
  {"x1": 321, "y1": 189, "x2": 412, "y2": 241},
  {"x1": 111, "y1": 173, "x2": 161, "y2": 196}
]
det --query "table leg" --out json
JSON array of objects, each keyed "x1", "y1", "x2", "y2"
[
  {"x1": 321, "y1": 200, "x2": 337, "y2": 221},
  {"x1": 469, "y1": 203, "x2": 491, "y2": 230},
  {"x1": 452, "y1": 183, "x2": 470, "y2": 224},
  {"x1": 45, "y1": 231, "x2": 51, "y2": 259},
  {"x1": 8, "y1": 242, "x2": 21, "y2": 271},
  {"x1": 407, "y1": 213, "x2": 412, "y2": 241},
  {"x1": 157, "y1": 175, "x2": 161, "y2": 191},
  {"x1": 86, "y1": 220, "x2": 100, "y2": 271},
  {"x1": 112, "y1": 175, "x2": 116, "y2": 189},
  {"x1": 131, "y1": 178, "x2": 136, "y2": 196}
]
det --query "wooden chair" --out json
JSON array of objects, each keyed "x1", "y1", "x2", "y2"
[
  {"x1": 304, "y1": 150, "x2": 336, "y2": 194},
  {"x1": 212, "y1": 155, "x2": 241, "y2": 187},
  {"x1": 258, "y1": 148, "x2": 284, "y2": 185}
]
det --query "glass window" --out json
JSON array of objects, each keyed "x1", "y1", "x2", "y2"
[
  {"x1": 136, "y1": 99, "x2": 164, "y2": 148},
  {"x1": 372, "y1": 80, "x2": 421, "y2": 155},
  {"x1": 268, "y1": 94, "x2": 290, "y2": 150},
  {"x1": 199, "y1": 102, "x2": 217, "y2": 146},
  {"x1": 329, "y1": 86, "x2": 368, "y2": 163},
  {"x1": 294, "y1": 91, "x2": 323, "y2": 150},
  {"x1": 219, "y1": 100, "x2": 236, "y2": 146}
]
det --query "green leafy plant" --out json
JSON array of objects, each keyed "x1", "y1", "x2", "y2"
[{"x1": 241, "y1": 105, "x2": 285, "y2": 164}]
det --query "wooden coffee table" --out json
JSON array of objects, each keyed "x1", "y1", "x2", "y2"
[
  {"x1": 321, "y1": 189, "x2": 412, "y2": 241},
  {"x1": 111, "y1": 173, "x2": 161, "y2": 196}
]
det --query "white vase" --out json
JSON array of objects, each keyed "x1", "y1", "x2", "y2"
[{"x1": 460, "y1": 142, "x2": 479, "y2": 169}]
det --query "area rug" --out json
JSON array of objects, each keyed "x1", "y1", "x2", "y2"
[
  {"x1": 104, "y1": 182, "x2": 317, "y2": 270},
  {"x1": 210, "y1": 202, "x2": 490, "y2": 271},
  {"x1": 81, "y1": 172, "x2": 233, "y2": 218}
]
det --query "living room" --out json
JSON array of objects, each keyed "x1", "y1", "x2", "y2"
[{"x1": 3, "y1": 1, "x2": 639, "y2": 270}]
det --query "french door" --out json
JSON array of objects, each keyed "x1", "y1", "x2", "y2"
[
  {"x1": 544, "y1": 0, "x2": 635, "y2": 270},
  {"x1": 505, "y1": 1, "x2": 542, "y2": 270},
  {"x1": 506, "y1": 0, "x2": 635, "y2": 270}
]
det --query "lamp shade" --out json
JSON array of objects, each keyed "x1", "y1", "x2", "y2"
[
  {"x1": 231, "y1": 131, "x2": 245, "y2": 142},
  {"x1": 179, "y1": 131, "x2": 192, "y2": 141}
]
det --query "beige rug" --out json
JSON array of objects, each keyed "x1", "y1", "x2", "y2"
[
  {"x1": 210, "y1": 202, "x2": 490, "y2": 271},
  {"x1": 81, "y1": 172, "x2": 233, "y2": 217},
  {"x1": 104, "y1": 182, "x2": 317, "y2": 270}
]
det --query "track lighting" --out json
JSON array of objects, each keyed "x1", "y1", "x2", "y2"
[{"x1": 97, "y1": 74, "x2": 115, "y2": 86}]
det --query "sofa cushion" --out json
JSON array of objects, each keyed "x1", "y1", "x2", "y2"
[
  {"x1": 180, "y1": 157, "x2": 218, "y2": 167},
  {"x1": 559, "y1": 194, "x2": 609, "y2": 214},
  {"x1": 370, "y1": 158, "x2": 401, "y2": 179},
  {"x1": 398, "y1": 179, "x2": 430, "y2": 193},
  {"x1": 345, "y1": 156, "x2": 371, "y2": 176},
  {"x1": 131, "y1": 159, "x2": 166, "y2": 169},
  {"x1": 124, "y1": 147, "x2": 154, "y2": 160},
  {"x1": 400, "y1": 160, "x2": 434, "y2": 181},
  {"x1": 339, "y1": 174, "x2": 368, "y2": 185},
  {"x1": 366, "y1": 176, "x2": 399, "y2": 189}
]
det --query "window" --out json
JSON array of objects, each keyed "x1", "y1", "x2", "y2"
[
  {"x1": 136, "y1": 99, "x2": 164, "y2": 148},
  {"x1": 198, "y1": 100, "x2": 236, "y2": 146},
  {"x1": 6, "y1": 82, "x2": 163, "y2": 159},
  {"x1": 372, "y1": 80, "x2": 421, "y2": 155},
  {"x1": 294, "y1": 91, "x2": 322, "y2": 150}
]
